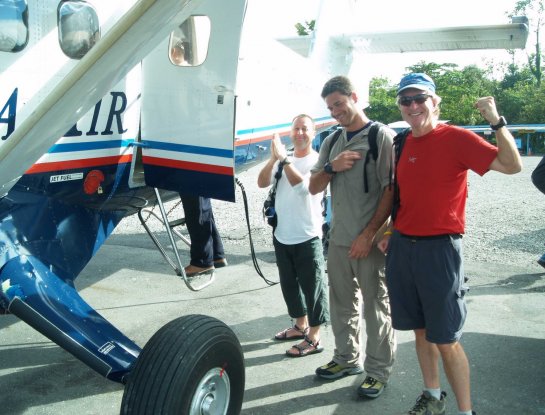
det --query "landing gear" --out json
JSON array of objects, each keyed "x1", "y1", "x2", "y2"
[{"x1": 120, "y1": 314, "x2": 245, "y2": 415}]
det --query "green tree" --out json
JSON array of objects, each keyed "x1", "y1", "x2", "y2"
[
  {"x1": 509, "y1": 0, "x2": 544, "y2": 86},
  {"x1": 436, "y1": 65, "x2": 496, "y2": 125},
  {"x1": 495, "y1": 63, "x2": 536, "y2": 122},
  {"x1": 295, "y1": 20, "x2": 315, "y2": 36},
  {"x1": 405, "y1": 61, "x2": 458, "y2": 79},
  {"x1": 366, "y1": 77, "x2": 399, "y2": 123}
]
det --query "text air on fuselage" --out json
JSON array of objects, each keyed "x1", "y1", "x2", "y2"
[{"x1": 1, "y1": 88, "x2": 129, "y2": 140}]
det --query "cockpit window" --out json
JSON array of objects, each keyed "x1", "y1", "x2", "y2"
[
  {"x1": 58, "y1": 0, "x2": 100, "y2": 60},
  {"x1": 169, "y1": 16, "x2": 211, "y2": 67},
  {"x1": 0, "y1": 0, "x2": 29, "y2": 52}
]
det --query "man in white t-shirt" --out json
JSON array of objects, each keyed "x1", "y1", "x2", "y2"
[{"x1": 257, "y1": 114, "x2": 329, "y2": 357}]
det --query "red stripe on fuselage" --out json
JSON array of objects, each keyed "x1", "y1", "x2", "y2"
[
  {"x1": 143, "y1": 156, "x2": 233, "y2": 176},
  {"x1": 25, "y1": 155, "x2": 133, "y2": 174}
]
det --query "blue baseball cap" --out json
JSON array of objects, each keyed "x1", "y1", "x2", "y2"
[{"x1": 397, "y1": 73, "x2": 436, "y2": 95}]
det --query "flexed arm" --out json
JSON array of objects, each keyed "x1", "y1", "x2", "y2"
[{"x1": 475, "y1": 97, "x2": 522, "y2": 174}]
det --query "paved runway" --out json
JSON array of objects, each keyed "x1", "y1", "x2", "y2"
[{"x1": 1, "y1": 229, "x2": 544, "y2": 414}]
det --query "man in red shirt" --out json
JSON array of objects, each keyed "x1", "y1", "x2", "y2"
[{"x1": 379, "y1": 73, "x2": 521, "y2": 415}]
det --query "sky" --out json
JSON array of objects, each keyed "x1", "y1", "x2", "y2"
[{"x1": 253, "y1": 0, "x2": 535, "y2": 83}]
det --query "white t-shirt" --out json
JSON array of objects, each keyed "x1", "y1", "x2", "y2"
[{"x1": 272, "y1": 151, "x2": 324, "y2": 245}]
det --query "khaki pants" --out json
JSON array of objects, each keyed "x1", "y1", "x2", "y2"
[{"x1": 327, "y1": 242, "x2": 396, "y2": 383}]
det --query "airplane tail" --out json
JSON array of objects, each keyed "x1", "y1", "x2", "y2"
[
  {"x1": 282, "y1": 0, "x2": 370, "y2": 106},
  {"x1": 309, "y1": 0, "x2": 359, "y2": 75}
]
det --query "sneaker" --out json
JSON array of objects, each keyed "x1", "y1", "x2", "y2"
[
  {"x1": 357, "y1": 376, "x2": 386, "y2": 398},
  {"x1": 408, "y1": 391, "x2": 447, "y2": 415},
  {"x1": 315, "y1": 360, "x2": 363, "y2": 379}
]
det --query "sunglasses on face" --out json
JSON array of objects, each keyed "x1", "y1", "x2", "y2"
[{"x1": 398, "y1": 93, "x2": 432, "y2": 107}]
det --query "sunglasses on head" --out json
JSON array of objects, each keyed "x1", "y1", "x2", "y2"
[{"x1": 398, "y1": 93, "x2": 432, "y2": 107}]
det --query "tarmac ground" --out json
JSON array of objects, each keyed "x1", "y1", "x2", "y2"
[
  {"x1": 1, "y1": 234, "x2": 544, "y2": 414},
  {"x1": 1, "y1": 160, "x2": 545, "y2": 415}
]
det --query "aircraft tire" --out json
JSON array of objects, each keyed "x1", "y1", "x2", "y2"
[{"x1": 120, "y1": 314, "x2": 245, "y2": 415}]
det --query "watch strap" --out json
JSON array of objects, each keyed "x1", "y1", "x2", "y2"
[
  {"x1": 324, "y1": 162, "x2": 336, "y2": 175},
  {"x1": 490, "y1": 116, "x2": 507, "y2": 131}
]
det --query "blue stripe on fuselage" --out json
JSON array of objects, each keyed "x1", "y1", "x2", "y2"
[
  {"x1": 236, "y1": 116, "x2": 332, "y2": 136},
  {"x1": 48, "y1": 140, "x2": 135, "y2": 153},
  {"x1": 142, "y1": 141, "x2": 233, "y2": 158}
]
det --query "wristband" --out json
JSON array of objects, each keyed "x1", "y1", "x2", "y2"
[{"x1": 383, "y1": 231, "x2": 393, "y2": 236}]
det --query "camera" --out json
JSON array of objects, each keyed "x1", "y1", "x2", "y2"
[
  {"x1": 262, "y1": 198, "x2": 277, "y2": 227},
  {"x1": 263, "y1": 197, "x2": 275, "y2": 218},
  {"x1": 264, "y1": 206, "x2": 275, "y2": 218}
]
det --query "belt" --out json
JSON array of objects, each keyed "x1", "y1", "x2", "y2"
[{"x1": 398, "y1": 233, "x2": 462, "y2": 241}]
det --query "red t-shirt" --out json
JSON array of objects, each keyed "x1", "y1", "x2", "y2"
[{"x1": 394, "y1": 124, "x2": 498, "y2": 235}]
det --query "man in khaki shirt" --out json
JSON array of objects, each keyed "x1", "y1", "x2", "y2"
[{"x1": 309, "y1": 75, "x2": 396, "y2": 399}]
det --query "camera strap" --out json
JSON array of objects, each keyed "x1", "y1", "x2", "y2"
[
  {"x1": 263, "y1": 162, "x2": 284, "y2": 225},
  {"x1": 269, "y1": 162, "x2": 284, "y2": 199}
]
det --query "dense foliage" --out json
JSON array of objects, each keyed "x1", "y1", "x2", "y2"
[{"x1": 366, "y1": 60, "x2": 545, "y2": 152}]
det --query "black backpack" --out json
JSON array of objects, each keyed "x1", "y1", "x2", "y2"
[
  {"x1": 326, "y1": 122, "x2": 383, "y2": 193},
  {"x1": 390, "y1": 128, "x2": 410, "y2": 221}
]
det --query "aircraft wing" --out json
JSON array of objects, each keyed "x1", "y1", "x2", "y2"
[
  {"x1": 278, "y1": 20, "x2": 529, "y2": 57},
  {"x1": 346, "y1": 22, "x2": 529, "y2": 53},
  {"x1": 0, "y1": 0, "x2": 204, "y2": 197}
]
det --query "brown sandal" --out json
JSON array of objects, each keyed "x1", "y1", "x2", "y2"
[
  {"x1": 285, "y1": 336, "x2": 324, "y2": 358},
  {"x1": 274, "y1": 324, "x2": 309, "y2": 341}
]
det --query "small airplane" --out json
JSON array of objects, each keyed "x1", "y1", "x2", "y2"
[{"x1": 0, "y1": 0, "x2": 528, "y2": 413}]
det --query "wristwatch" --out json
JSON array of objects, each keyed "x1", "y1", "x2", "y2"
[
  {"x1": 324, "y1": 162, "x2": 336, "y2": 175},
  {"x1": 280, "y1": 157, "x2": 291, "y2": 166},
  {"x1": 490, "y1": 116, "x2": 507, "y2": 131}
]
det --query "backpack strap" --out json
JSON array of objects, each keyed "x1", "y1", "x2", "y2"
[
  {"x1": 326, "y1": 128, "x2": 343, "y2": 161},
  {"x1": 390, "y1": 128, "x2": 411, "y2": 222},
  {"x1": 363, "y1": 122, "x2": 383, "y2": 193},
  {"x1": 325, "y1": 122, "x2": 383, "y2": 193}
]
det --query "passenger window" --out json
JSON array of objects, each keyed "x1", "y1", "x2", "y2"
[
  {"x1": 57, "y1": 0, "x2": 100, "y2": 59},
  {"x1": 0, "y1": 0, "x2": 29, "y2": 52},
  {"x1": 169, "y1": 16, "x2": 211, "y2": 67}
]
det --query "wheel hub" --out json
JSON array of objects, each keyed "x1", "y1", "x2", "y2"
[{"x1": 189, "y1": 367, "x2": 231, "y2": 415}]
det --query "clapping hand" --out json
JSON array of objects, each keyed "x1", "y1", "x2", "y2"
[{"x1": 272, "y1": 133, "x2": 288, "y2": 161}]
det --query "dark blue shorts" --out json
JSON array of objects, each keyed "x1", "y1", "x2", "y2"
[{"x1": 385, "y1": 231, "x2": 468, "y2": 344}]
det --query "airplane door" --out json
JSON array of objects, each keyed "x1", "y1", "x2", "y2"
[{"x1": 140, "y1": 0, "x2": 247, "y2": 202}]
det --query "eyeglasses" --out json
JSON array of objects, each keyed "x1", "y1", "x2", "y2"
[{"x1": 398, "y1": 93, "x2": 432, "y2": 107}]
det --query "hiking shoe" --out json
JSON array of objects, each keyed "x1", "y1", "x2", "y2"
[
  {"x1": 315, "y1": 360, "x2": 363, "y2": 379},
  {"x1": 408, "y1": 391, "x2": 447, "y2": 414},
  {"x1": 357, "y1": 376, "x2": 386, "y2": 398}
]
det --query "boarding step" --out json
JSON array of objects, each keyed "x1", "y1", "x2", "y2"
[
  {"x1": 137, "y1": 188, "x2": 214, "y2": 292},
  {"x1": 168, "y1": 217, "x2": 186, "y2": 228}
]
